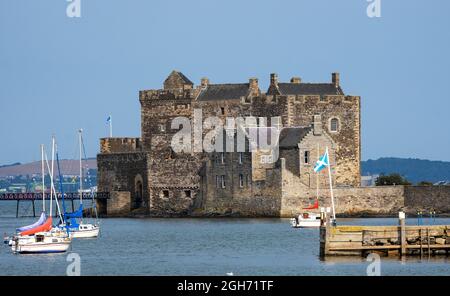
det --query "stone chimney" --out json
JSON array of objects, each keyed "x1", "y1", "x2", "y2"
[
  {"x1": 201, "y1": 77, "x2": 209, "y2": 88},
  {"x1": 313, "y1": 114, "x2": 322, "y2": 135},
  {"x1": 249, "y1": 77, "x2": 259, "y2": 92},
  {"x1": 332, "y1": 72, "x2": 340, "y2": 87},
  {"x1": 290, "y1": 77, "x2": 301, "y2": 84},
  {"x1": 267, "y1": 73, "x2": 281, "y2": 95},
  {"x1": 270, "y1": 73, "x2": 278, "y2": 87}
]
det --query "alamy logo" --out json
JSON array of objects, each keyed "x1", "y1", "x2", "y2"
[
  {"x1": 66, "y1": 253, "x2": 81, "y2": 276},
  {"x1": 66, "y1": 0, "x2": 81, "y2": 18},
  {"x1": 170, "y1": 109, "x2": 282, "y2": 163},
  {"x1": 366, "y1": 253, "x2": 381, "y2": 276},
  {"x1": 366, "y1": 0, "x2": 381, "y2": 18}
]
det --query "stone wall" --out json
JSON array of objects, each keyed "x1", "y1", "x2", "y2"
[
  {"x1": 289, "y1": 95, "x2": 361, "y2": 187},
  {"x1": 404, "y1": 186, "x2": 450, "y2": 214},
  {"x1": 97, "y1": 152, "x2": 149, "y2": 214},
  {"x1": 107, "y1": 191, "x2": 131, "y2": 216},
  {"x1": 281, "y1": 186, "x2": 404, "y2": 217},
  {"x1": 280, "y1": 185, "x2": 450, "y2": 218}
]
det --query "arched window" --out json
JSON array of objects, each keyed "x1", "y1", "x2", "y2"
[{"x1": 330, "y1": 118, "x2": 339, "y2": 132}]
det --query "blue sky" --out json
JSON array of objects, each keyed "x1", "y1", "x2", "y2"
[{"x1": 1, "y1": 0, "x2": 449, "y2": 164}]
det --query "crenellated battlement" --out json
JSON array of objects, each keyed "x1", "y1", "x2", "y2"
[
  {"x1": 100, "y1": 137, "x2": 142, "y2": 154},
  {"x1": 139, "y1": 89, "x2": 195, "y2": 102}
]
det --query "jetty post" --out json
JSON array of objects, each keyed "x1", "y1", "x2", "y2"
[
  {"x1": 399, "y1": 211, "x2": 406, "y2": 256},
  {"x1": 319, "y1": 207, "x2": 331, "y2": 257}
]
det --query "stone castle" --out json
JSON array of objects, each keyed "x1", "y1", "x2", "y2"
[{"x1": 97, "y1": 70, "x2": 367, "y2": 217}]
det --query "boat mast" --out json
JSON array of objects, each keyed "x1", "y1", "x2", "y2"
[
  {"x1": 50, "y1": 135, "x2": 55, "y2": 217},
  {"x1": 44, "y1": 148, "x2": 64, "y2": 223},
  {"x1": 79, "y1": 129, "x2": 83, "y2": 205},
  {"x1": 55, "y1": 147, "x2": 67, "y2": 223},
  {"x1": 41, "y1": 144, "x2": 45, "y2": 212}
]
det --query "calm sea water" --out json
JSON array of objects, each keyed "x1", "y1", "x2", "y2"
[{"x1": 1, "y1": 201, "x2": 449, "y2": 275}]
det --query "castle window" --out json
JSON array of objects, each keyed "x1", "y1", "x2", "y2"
[
  {"x1": 221, "y1": 153, "x2": 225, "y2": 164},
  {"x1": 162, "y1": 190, "x2": 169, "y2": 198},
  {"x1": 238, "y1": 153, "x2": 243, "y2": 164},
  {"x1": 304, "y1": 151, "x2": 310, "y2": 164},
  {"x1": 239, "y1": 174, "x2": 244, "y2": 188},
  {"x1": 220, "y1": 107, "x2": 225, "y2": 115},
  {"x1": 330, "y1": 118, "x2": 339, "y2": 132},
  {"x1": 221, "y1": 175, "x2": 226, "y2": 188},
  {"x1": 184, "y1": 190, "x2": 191, "y2": 198}
]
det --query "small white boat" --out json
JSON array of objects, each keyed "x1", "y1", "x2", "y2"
[
  {"x1": 291, "y1": 212, "x2": 321, "y2": 228},
  {"x1": 58, "y1": 223, "x2": 100, "y2": 238},
  {"x1": 72, "y1": 223, "x2": 99, "y2": 238},
  {"x1": 11, "y1": 232, "x2": 71, "y2": 254}
]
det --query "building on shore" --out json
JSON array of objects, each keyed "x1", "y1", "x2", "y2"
[
  {"x1": 97, "y1": 70, "x2": 363, "y2": 216},
  {"x1": 97, "y1": 70, "x2": 450, "y2": 217}
]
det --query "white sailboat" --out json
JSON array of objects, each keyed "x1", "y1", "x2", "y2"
[
  {"x1": 11, "y1": 232, "x2": 71, "y2": 254},
  {"x1": 291, "y1": 146, "x2": 336, "y2": 228},
  {"x1": 290, "y1": 200, "x2": 321, "y2": 228},
  {"x1": 59, "y1": 129, "x2": 100, "y2": 238},
  {"x1": 11, "y1": 139, "x2": 72, "y2": 254}
]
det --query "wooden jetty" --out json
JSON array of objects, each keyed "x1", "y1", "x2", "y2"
[
  {"x1": 320, "y1": 212, "x2": 450, "y2": 257},
  {"x1": 0, "y1": 192, "x2": 109, "y2": 218}
]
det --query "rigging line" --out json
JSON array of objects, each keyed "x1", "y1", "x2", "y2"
[
  {"x1": 81, "y1": 132, "x2": 99, "y2": 221},
  {"x1": 44, "y1": 150, "x2": 64, "y2": 221},
  {"x1": 56, "y1": 150, "x2": 70, "y2": 235}
]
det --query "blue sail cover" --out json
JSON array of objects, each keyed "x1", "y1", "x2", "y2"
[
  {"x1": 64, "y1": 204, "x2": 83, "y2": 219},
  {"x1": 16, "y1": 212, "x2": 47, "y2": 232},
  {"x1": 66, "y1": 217, "x2": 80, "y2": 230}
]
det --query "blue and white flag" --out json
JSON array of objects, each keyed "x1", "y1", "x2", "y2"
[
  {"x1": 314, "y1": 148, "x2": 329, "y2": 173},
  {"x1": 106, "y1": 115, "x2": 111, "y2": 124}
]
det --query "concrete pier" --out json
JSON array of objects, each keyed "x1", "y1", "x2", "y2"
[{"x1": 320, "y1": 212, "x2": 450, "y2": 257}]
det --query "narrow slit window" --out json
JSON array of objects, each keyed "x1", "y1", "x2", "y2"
[
  {"x1": 221, "y1": 175, "x2": 226, "y2": 188},
  {"x1": 330, "y1": 118, "x2": 339, "y2": 132},
  {"x1": 239, "y1": 174, "x2": 244, "y2": 188},
  {"x1": 304, "y1": 151, "x2": 310, "y2": 164}
]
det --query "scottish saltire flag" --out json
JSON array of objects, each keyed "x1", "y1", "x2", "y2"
[
  {"x1": 106, "y1": 115, "x2": 111, "y2": 124},
  {"x1": 314, "y1": 149, "x2": 329, "y2": 173}
]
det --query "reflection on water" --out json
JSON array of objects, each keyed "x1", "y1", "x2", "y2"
[{"x1": 1, "y1": 202, "x2": 449, "y2": 276}]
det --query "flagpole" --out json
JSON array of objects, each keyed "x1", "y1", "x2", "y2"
[
  {"x1": 316, "y1": 143, "x2": 319, "y2": 200},
  {"x1": 326, "y1": 146, "x2": 336, "y2": 223}
]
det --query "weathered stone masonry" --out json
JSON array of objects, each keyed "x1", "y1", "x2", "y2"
[{"x1": 97, "y1": 70, "x2": 449, "y2": 217}]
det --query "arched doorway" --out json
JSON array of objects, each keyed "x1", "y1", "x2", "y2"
[{"x1": 132, "y1": 174, "x2": 144, "y2": 210}]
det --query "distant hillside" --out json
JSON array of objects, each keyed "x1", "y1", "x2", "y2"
[
  {"x1": 0, "y1": 159, "x2": 97, "y2": 177},
  {"x1": 0, "y1": 162, "x2": 21, "y2": 168},
  {"x1": 362, "y1": 158, "x2": 450, "y2": 184}
]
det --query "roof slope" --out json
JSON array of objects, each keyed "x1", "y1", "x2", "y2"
[
  {"x1": 278, "y1": 127, "x2": 312, "y2": 148},
  {"x1": 197, "y1": 83, "x2": 250, "y2": 101}
]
